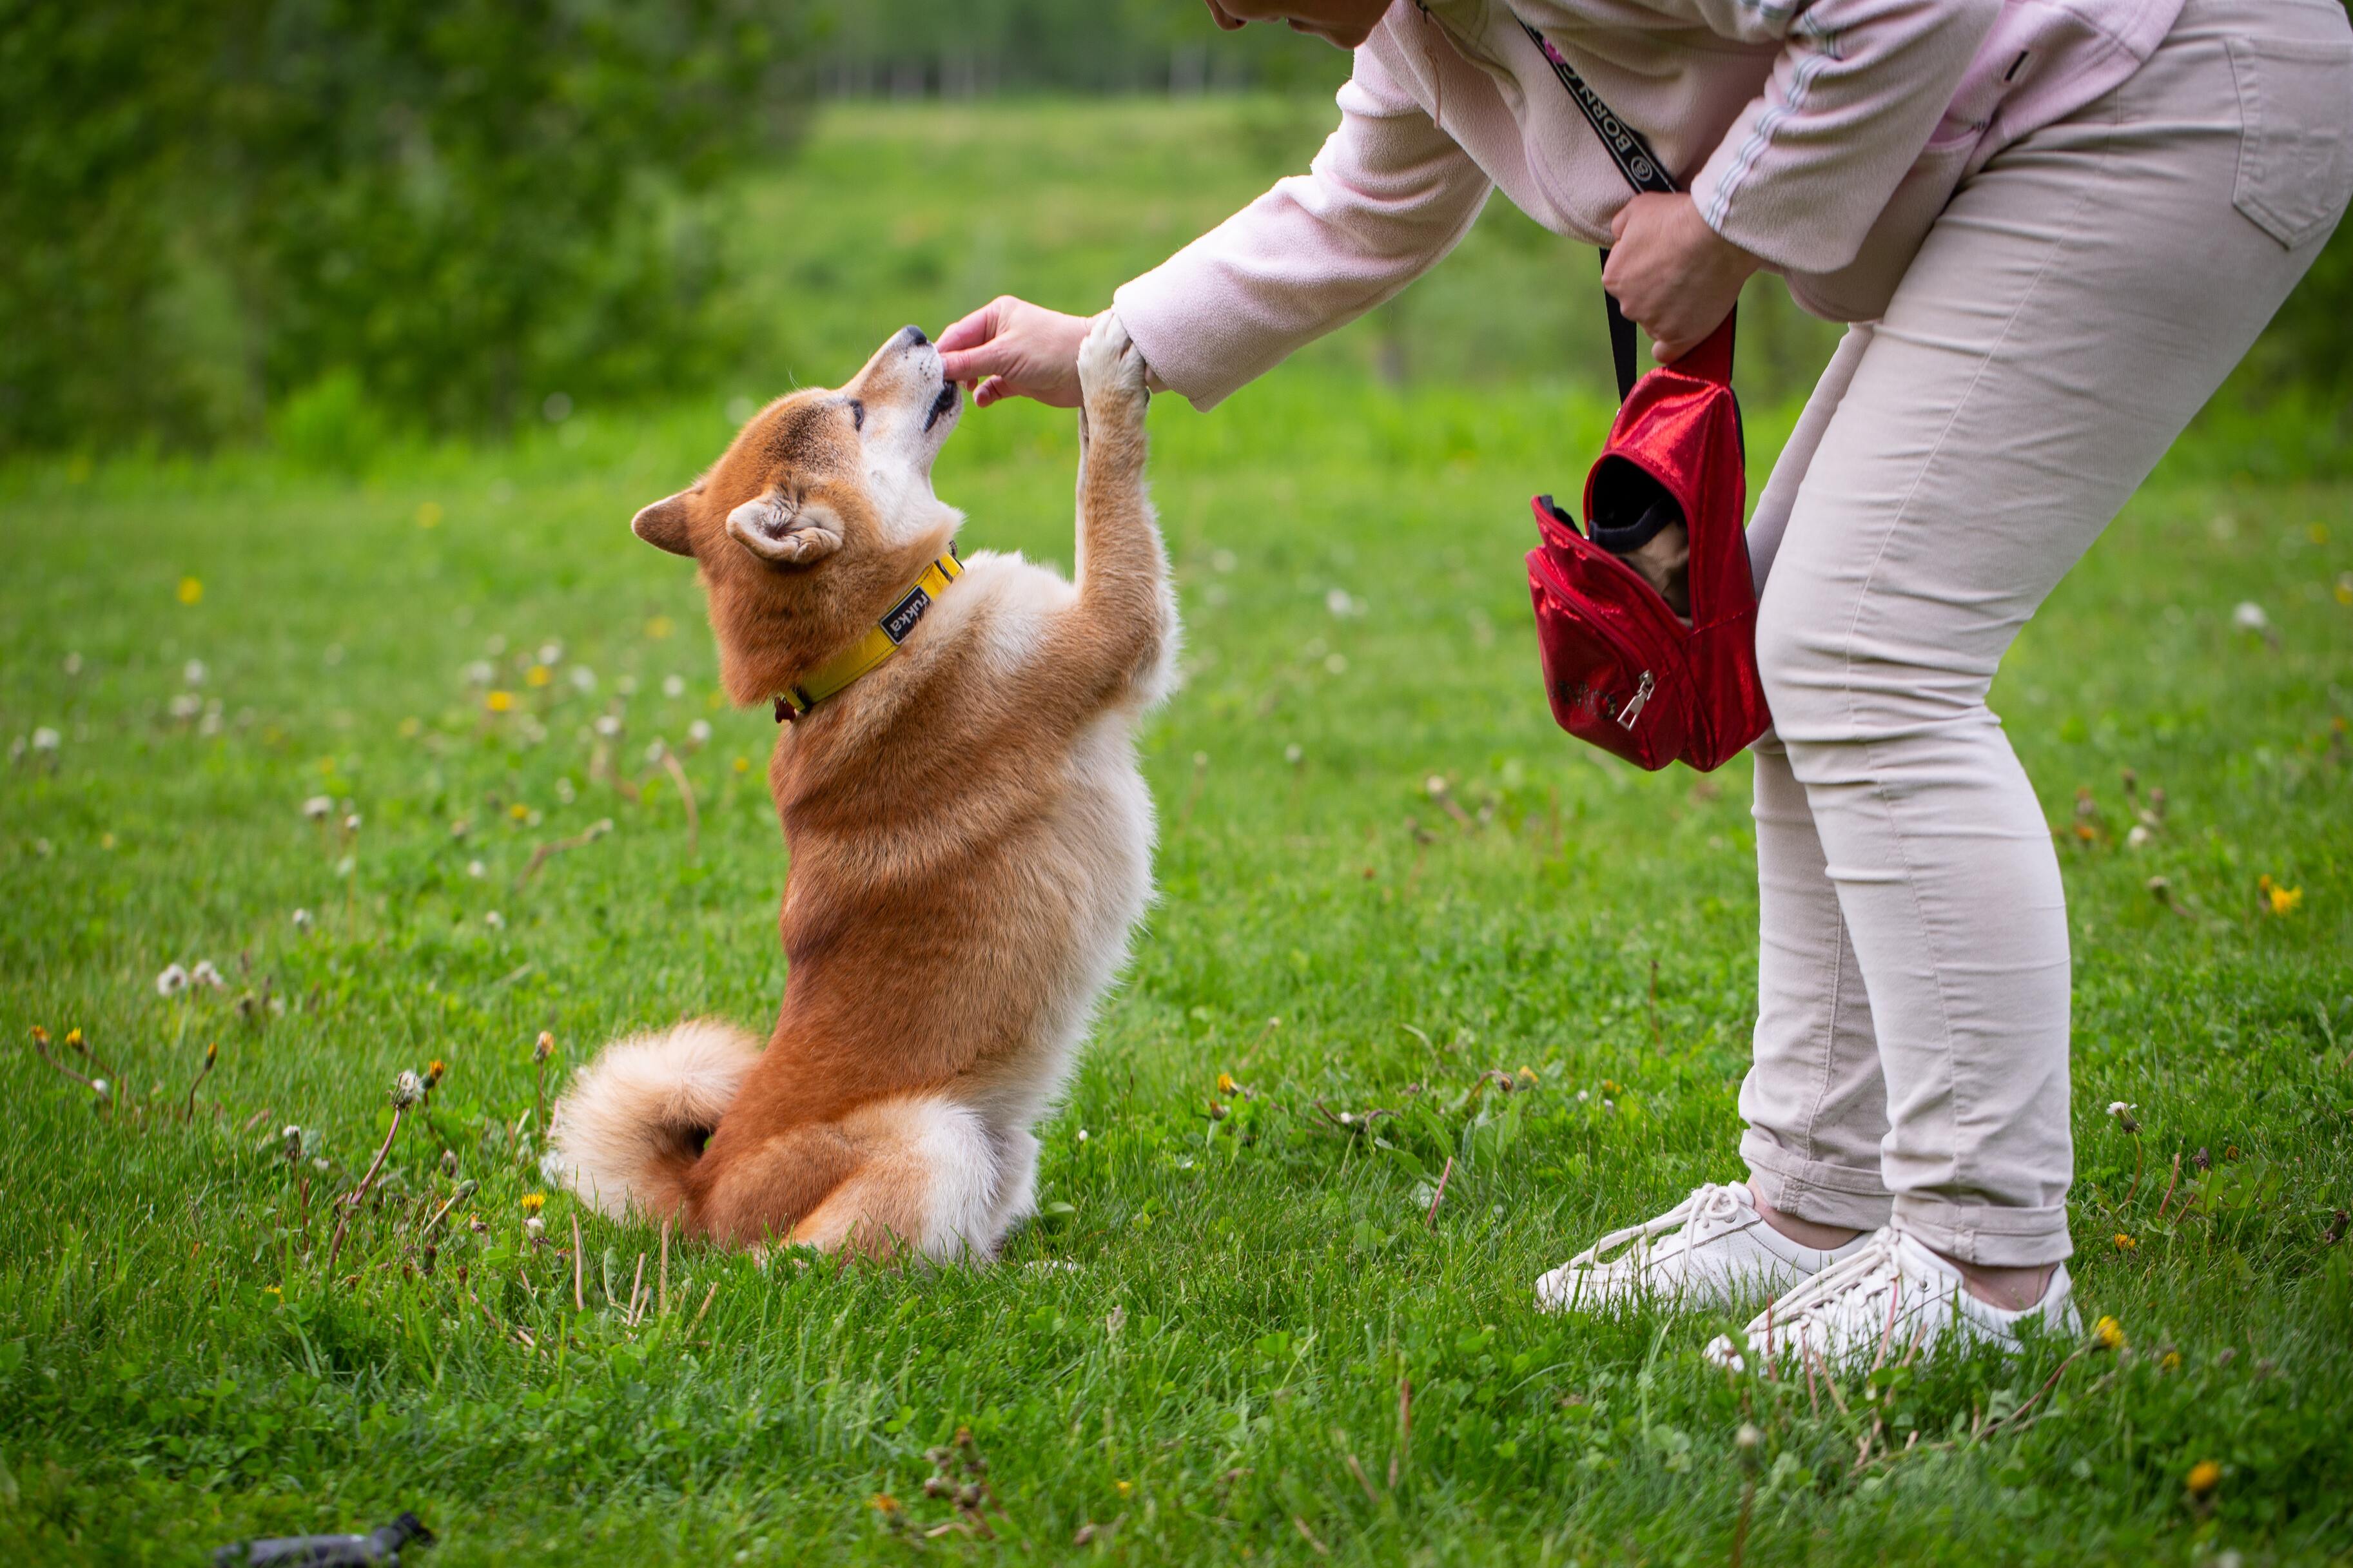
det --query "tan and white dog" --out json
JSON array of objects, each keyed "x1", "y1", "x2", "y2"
[{"x1": 549, "y1": 315, "x2": 1175, "y2": 1260}]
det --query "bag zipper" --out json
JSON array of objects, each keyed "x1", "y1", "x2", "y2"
[{"x1": 1618, "y1": 670, "x2": 1654, "y2": 730}]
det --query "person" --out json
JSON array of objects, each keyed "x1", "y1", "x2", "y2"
[{"x1": 938, "y1": 0, "x2": 2353, "y2": 1366}]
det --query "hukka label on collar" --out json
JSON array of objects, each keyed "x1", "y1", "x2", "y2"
[{"x1": 881, "y1": 584, "x2": 933, "y2": 644}]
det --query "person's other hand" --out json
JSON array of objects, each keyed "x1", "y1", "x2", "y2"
[
  {"x1": 939, "y1": 297, "x2": 1093, "y2": 408},
  {"x1": 1602, "y1": 193, "x2": 1761, "y2": 364}
]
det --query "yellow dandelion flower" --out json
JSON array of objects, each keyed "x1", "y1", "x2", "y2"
[
  {"x1": 1216, "y1": 1072, "x2": 1238, "y2": 1096},
  {"x1": 416, "y1": 501, "x2": 444, "y2": 529},
  {"x1": 2113, "y1": 1232, "x2": 2137, "y2": 1252},
  {"x1": 2267, "y1": 882, "x2": 2303, "y2": 916},
  {"x1": 2161, "y1": 1351, "x2": 2183, "y2": 1372},
  {"x1": 425, "y1": 1059, "x2": 445, "y2": 1086},
  {"x1": 2093, "y1": 1315, "x2": 2125, "y2": 1351},
  {"x1": 646, "y1": 615, "x2": 676, "y2": 640},
  {"x1": 525, "y1": 663, "x2": 552, "y2": 688},
  {"x1": 868, "y1": 1493, "x2": 899, "y2": 1514},
  {"x1": 2186, "y1": 1460, "x2": 2221, "y2": 1496},
  {"x1": 398, "y1": 716, "x2": 422, "y2": 739},
  {"x1": 509, "y1": 802, "x2": 530, "y2": 820},
  {"x1": 264, "y1": 1284, "x2": 282, "y2": 1297},
  {"x1": 733, "y1": 755, "x2": 751, "y2": 774},
  {"x1": 485, "y1": 690, "x2": 514, "y2": 713},
  {"x1": 520, "y1": 1192, "x2": 546, "y2": 1214},
  {"x1": 177, "y1": 576, "x2": 204, "y2": 605},
  {"x1": 1115, "y1": 1480, "x2": 1133, "y2": 1497}
]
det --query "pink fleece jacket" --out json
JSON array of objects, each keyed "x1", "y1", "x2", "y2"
[{"x1": 1114, "y1": 0, "x2": 2186, "y2": 408}]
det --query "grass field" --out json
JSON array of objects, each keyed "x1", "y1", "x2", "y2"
[{"x1": 4, "y1": 101, "x2": 2352, "y2": 1566}]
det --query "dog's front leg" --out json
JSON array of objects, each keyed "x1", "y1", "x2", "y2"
[{"x1": 1051, "y1": 313, "x2": 1175, "y2": 706}]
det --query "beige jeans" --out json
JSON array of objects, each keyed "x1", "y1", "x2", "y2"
[{"x1": 1737, "y1": 0, "x2": 2353, "y2": 1268}]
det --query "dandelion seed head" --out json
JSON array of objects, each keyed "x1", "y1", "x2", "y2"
[
  {"x1": 663, "y1": 675, "x2": 686, "y2": 699},
  {"x1": 90, "y1": 1078, "x2": 110, "y2": 1101},
  {"x1": 155, "y1": 963, "x2": 190, "y2": 997},
  {"x1": 464, "y1": 659, "x2": 494, "y2": 686},
  {"x1": 391, "y1": 1070, "x2": 425, "y2": 1109},
  {"x1": 524, "y1": 1215, "x2": 546, "y2": 1240},
  {"x1": 538, "y1": 642, "x2": 563, "y2": 667},
  {"x1": 191, "y1": 960, "x2": 225, "y2": 989},
  {"x1": 1284, "y1": 743, "x2": 1303, "y2": 765},
  {"x1": 569, "y1": 664, "x2": 597, "y2": 693},
  {"x1": 688, "y1": 719, "x2": 712, "y2": 746},
  {"x1": 168, "y1": 693, "x2": 203, "y2": 720},
  {"x1": 594, "y1": 714, "x2": 623, "y2": 738},
  {"x1": 2231, "y1": 601, "x2": 2269, "y2": 633},
  {"x1": 645, "y1": 739, "x2": 667, "y2": 764},
  {"x1": 302, "y1": 795, "x2": 332, "y2": 821},
  {"x1": 484, "y1": 910, "x2": 503, "y2": 929},
  {"x1": 32, "y1": 726, "x2": 61, "y2": 753}
]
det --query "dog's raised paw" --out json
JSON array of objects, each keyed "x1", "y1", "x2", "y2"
[{"x1": 1077, "y1": 311, "x2": 1147, "y2": 414}]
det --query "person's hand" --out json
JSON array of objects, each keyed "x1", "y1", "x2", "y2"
[
  {"x1": 938, "y1": 296, "x2": 1093, "y2": 408},
  {"x1": 1602, "y1": 193, "x2": 1761, "y2": 364}
]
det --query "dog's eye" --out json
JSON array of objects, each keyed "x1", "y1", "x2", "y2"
[{"x1": 847, "y1": 399, "x2": 864, "y2": 432}]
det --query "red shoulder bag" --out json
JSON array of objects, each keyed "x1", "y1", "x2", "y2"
[{"x1": 1519, "y1": 22, "x2": 1771, "y2": 772}]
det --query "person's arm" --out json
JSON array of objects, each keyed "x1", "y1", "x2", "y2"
[
  {"x1": 940, "y1": 41, "x2": 1492, "y2": 411},
  {"x1": 1682, "y1": 0, "x2": 2002, "y2": 275},
  {"x1": 1599, "y1": 0, "x2": 2000, "y2": 360},
  {"x1": 1111, "y1": 44, "x2": 1494, "y2": 409}
]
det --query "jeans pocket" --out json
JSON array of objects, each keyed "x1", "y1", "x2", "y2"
[{"x1": 2226, "y1": 32, "x2": 2353, "y2": 249}]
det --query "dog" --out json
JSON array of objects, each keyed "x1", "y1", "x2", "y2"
[{"x1": 549, "y1": 315, "x2": 1176, "y2": 1261}]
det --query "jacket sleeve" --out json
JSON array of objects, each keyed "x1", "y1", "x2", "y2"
[
  {"x1": 1681, "y1": 0, "x2": 2001, "y2": 275},
  {"x1": 1112, "y1": 44, "x2": 1492, "y2": 411}
]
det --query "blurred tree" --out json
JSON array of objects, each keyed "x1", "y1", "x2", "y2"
[{"x1": 0, "y1": 0, "x2": 814, "y2": 453}]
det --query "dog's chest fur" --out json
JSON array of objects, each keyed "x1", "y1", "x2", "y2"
[{"x1": 764, "y1": 550, "x2": 1169, "y2": 1137}]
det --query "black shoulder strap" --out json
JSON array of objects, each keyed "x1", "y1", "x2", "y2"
[
  {"x1": 1518, "y1": 19, "x2": 1678, "y2": 198},
  {"x1": 1521, "y1": 17, "x2": 1731, "y2": 400}
]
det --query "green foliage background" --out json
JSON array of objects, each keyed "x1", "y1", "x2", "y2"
[{"x1": 0, "y1": 0, "x2": 815, "y2": 453}]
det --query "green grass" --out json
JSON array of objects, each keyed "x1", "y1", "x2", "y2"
[{"x1": 3, "y1": 100, "x2": 2352, "y2": 1566}]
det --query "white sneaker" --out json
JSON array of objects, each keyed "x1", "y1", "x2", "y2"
[
  {"x1": 1534, "y1": 1181, "x2": 1867, "y2": 1314},
  {"x1": 1703, "y1": 1225, "x2": 2083, "y2": 1373}
]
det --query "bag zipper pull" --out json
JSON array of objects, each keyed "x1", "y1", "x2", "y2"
[{"x1": 1618, "y1": 670, "x2": 1654, "y2": 730}]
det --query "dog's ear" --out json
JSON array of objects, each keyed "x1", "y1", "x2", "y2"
[
  {"x1": 630, "y1": 489, "x2": 698, "y2": 557},
  {"x1": 727, "y1": 490, "x2": 843, "y2": 567}
]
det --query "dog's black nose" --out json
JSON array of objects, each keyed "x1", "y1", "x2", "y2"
[{"x1": 898, "y1": 324, "x2": 929, "y2": 347}]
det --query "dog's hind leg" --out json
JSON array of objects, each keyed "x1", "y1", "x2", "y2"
[
  {"x1": 981, "y1": 1127, "x2": 1040, "y2": 1251},
  {"x1": 703, "y1": 1096, "x2": 1003, "y2": 1261}
]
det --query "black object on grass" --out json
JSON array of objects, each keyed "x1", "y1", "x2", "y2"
[{"x1": 211, "y1": 1512, "x2": 434, "y2": 1566}]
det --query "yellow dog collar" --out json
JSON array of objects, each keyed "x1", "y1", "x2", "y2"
[{"x1": 774, "y1": 548, "x2": 964, "y2": 722}]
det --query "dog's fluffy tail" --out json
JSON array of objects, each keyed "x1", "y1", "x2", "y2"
[{"x1": 548, "y1": 1019, "x2": 761, "y2": 1222}]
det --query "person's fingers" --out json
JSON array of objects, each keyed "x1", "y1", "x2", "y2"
[
  {"x1": 973, "y1": 375, "x2": 1010, "y2": 408},
  {"x1": 1610, "y1": 203, "x2": 1634, "y2": 243},
  {"x1": 935, "y1": 296, "x2": 1010, "y2": 354}
]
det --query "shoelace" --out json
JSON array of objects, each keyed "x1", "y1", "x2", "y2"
[
  {"x1": 1742, "y1": 1228, "x2": 1915, "y2": 1370},
  {"x1": 1564, "y1": 1181, "x2": 1750, "y2": 1273}
]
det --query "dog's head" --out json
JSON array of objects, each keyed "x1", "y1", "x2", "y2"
[{"x1": 629, "y1": 325, "x2": 962, "y2": 705}]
